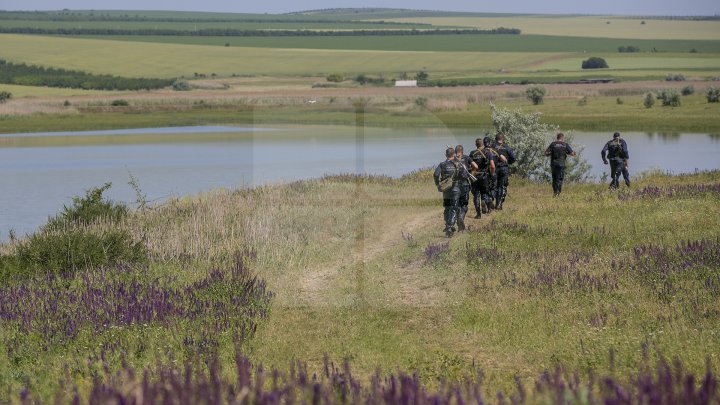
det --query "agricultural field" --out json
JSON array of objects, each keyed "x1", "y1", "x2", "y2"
[{"x1": 387, "y1": 16, "x2": 720, "y2": 40}]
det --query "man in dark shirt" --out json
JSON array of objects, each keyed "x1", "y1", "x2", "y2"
[
  {"x1": 493, "y1": 133, "x2": 516, "y2": 210},
  {"x1": 434, "y1": 147, "x2": 462, "y2": 237},
  {"x1": 482, "y1": 137, "x2": 500, "y2": 212},
  {"x1": 455, "y1": 145, "x2": 478, "y2": 231},
  {"x1": 601, "y1": 132, "x2": 630, "y2": 189},
  {"x1": 469, "y1": 138, "x2": 496, "y2": 218},
  {"x1": 544, "y1": 133, "x2": 576, "y2": 196}
]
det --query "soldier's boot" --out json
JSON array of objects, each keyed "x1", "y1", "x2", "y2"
[{"x1": 458, "y1": 206, "x2": 467, "y2": 231}]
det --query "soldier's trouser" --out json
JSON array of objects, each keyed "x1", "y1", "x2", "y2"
[
  {"x1": 551, "y1": 165, "x2": 565, "y2": 195},
  {"x1": 471, "y1": 175, "x2": 489, "y2": 216},
  {"x1": 458, "y1": 184, "x2": 470, "y2": 224},
  {"x1": 609, "y1": 159, "x2": 624, "y2": 188},
  {"x1": 495, "y1": 167, "x2": 510, "y2": 204},
  {"x1": 621, "y1": 166, "x2": 630, "y2": 187},
  {"x1": 442, "y1": 187, "x2": 461, "y2": 230}
]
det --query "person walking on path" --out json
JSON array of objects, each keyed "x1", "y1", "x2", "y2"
[
  {"x1": 544, "y1": 133, "x2": 576, "y2": 196},
  {"x1": 469, "y1": 138, "x2": 496, "y2": 218},
  {"x1": 601, "y1": 132, "x2": 630, "y2": 189},
  {"x1": 434, "y1": 147, "x2": 462, "y2": 237},
  {"x1": 493, "y1": 133, "x2": 516, "y2": 210},
  {"x1": 455, "y1": 145, "x2": 477, "y2": 232}
]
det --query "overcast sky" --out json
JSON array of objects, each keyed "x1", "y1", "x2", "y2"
[{"x1": 1, "y1": 0, "x2": 718, "y2": 16}]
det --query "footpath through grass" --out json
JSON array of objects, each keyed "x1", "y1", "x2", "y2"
[{"x1": 1, "y1": 169, "x2": 718, "y2": 401}]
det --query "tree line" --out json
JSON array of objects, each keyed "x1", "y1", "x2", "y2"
[
  {"x1": 0, "y1": 27, "x2": 521, "y2": 36},
  {"x1": 0, "y1": 59, "x2": 173, "y2": 91}
]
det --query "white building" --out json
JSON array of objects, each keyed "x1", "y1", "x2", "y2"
[{"x1": 395, "y1": 80, "x2": 418, "y2": 87}]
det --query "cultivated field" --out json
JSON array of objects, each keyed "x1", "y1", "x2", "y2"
[{"x1": 387, "y1": 16, "x2": 720, "y2": 40}]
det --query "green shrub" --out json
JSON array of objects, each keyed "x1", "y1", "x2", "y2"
[
  {"x1": 706, "y1": 87, "x2": 720, "y2": 103},
  {"x1": 618, "y1": 46, "x2": 640, "y2": 53},
  {"x1": 45, "y1": 183, "x2": 127, "y2": 230},
  {"x1": 15, "y1": 229, "x2": 146, "y2": 276},
  {"x1": 326, "y1": 73, "x2": 344, "y2": 83},
  {"x1": 110, "y1": 99, "x2": 129, "y2": 106},
  {"x1": 526, "y1": 86, "x2": 546, "y2": 105},
  {"x1": 415, "y1": 70, "x2": 429, "y2": 82},
  {"x1": 658, "y1": 89, "x2": 681, "y2": 107},
  {"x1": 681, "y1": 85, "x2": 694, "y2": 96},
  {"x1": 415, "y1": 96, "x2": 428, "y2": 107},
  {"x1": 643, "y1": 93, "x2": 655, "y2": 108},
  {"x1": 172, "y1": 79, "x2": 191, "y2": 91},
  {"x1": 581, "y1": 57, "x2": 609, "y2": 69},
  {"x1": 665, "y1": 74, "x2": 686, "y2": 81},
  {"x1": 616, "y1": 97, "x2": 624, "y2": 105},
  {"x1": 0, "y1": 90, "x2": 11, "y2": 103}
]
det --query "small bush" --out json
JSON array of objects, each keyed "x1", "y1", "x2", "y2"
[
  {"x1": 707, "y1": 87, "x2": 720, "y2": 103},
  {"x1": 172, "y1": 79, "x2": 191, "y2": 91},
  {"x1": 526, "y1": 86, "x2": 546, "y2": 105},
  {"x1": 15, "y1": 229, "x2": 146, "y2": 276},
  {"x1": 658, "y1": 89, "x2": 681, "y2": 107},
  {"x1": 63, "y1": 99, "x2": 71, "y2": 107},
  {"x1": 415, "y1": 70, "x2": 429, "y2": 82},
  {"x1": 643, "y1": 93, "x2": 655, "y2": 108},
  {"x1": 45, "y1": 183, "x2": 127, "y2": 230},
  {"x1": 665, "y1": 74, "x2": 686, "y2": 81},
  {"x1": 415, "y1": 96, "x2": 428, "y2": 107},
  {"x1": 618, "y1": 45, "x2": 640, "y2": 53},
  {"x1": 581, "y1": 57, "x2": 609, "y2": 69},
  {"x1": 616, "y1": 97, "x2": 624, "y2": 105},
  {"x1": 0, "y1": 90, "x2": 11, "y2": 103},
  {"x1": 577, "y1": 96, "x2": 588, "y2": 106},
  {"x1": 681, "y1": 85, "x2": 694, "y2": 96},
  {"x1": 326, "y1": 73, "x2": 344, "y2": 83},
  {"x1": 110, "y1": 99, "x2": 129, "y2": 106}
]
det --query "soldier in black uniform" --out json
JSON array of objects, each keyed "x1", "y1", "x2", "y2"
[
  {"x1": 455, "y1": 145, "x2": 477, "y2": 231},
  {"x1": 482, "y1": 137, "x2": 500, "y2": 212},
  {"x1": 469, "y1": 138, "x2": 496, "y2": 218},
  {"x1": 493, "y1": 133, "x2": 516, "y2": 210},
  {"x1": 544, "y1": 133, "x2": 576, "y2": 196},
  {"x1": 434, "y1": 147, "x2": 462, "y2": 237},
  {"x1": 601, "y1": 132, "x2": 630, "y2": 189}
]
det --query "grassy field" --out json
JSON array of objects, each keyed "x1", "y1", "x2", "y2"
[
  {"x1": 1, "y1": 168, "x2": 718, "y2": 401},
  {"x1": 74, "y1": 34, "x2": 720, "y2": 53},
  {"x1": 388, "y1": 16, "x2": 720, "y2": 40},
  {"x1": 1, "y1": 87, "x2": 719, "y2": 134},
  {"x1": 1, "y1": 34, "x2": 719, "y2": 80}
]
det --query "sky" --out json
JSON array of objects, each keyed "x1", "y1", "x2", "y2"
[{"x1": 1, "y1": 0, "x2": 718, "y2": 16}]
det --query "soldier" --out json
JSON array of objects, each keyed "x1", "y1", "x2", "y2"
[
  {"x1": 455, "y1": 145, "x2": 478, "y2": 231},
  {"x1": 493, "y1": 133, "x2": 516, "y2": 210},
  {"x1": 601, "y1": 132, "x2": 630, "y2": 189},
  {"x1": 434, "y1": 147, "x2": 462, "y2": 237},
  {"x1": 544, "y1": 133, "x2": 576, "y2": 196},
  {"x1": 482, "y1": 137, "x2": 500, "y2": 212},
  {"x1": 469, "y1": 138, "x2": 496, "y2": 218}
]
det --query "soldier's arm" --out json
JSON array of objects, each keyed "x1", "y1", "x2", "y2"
[
  {"x1": 507, "y1": 148, "x2": 516, "y2": 165},
  {"x1": 489, "y1": 159, "x2": 496, "y2": 176},
  {"x1": 567, "y1": 144, "x2": 576, "y2": 157},
  {"x1": 601, "y1": 142, "x2": 608, "y2": 161},
  {"x1": 544, "y1": 145, "x2": 551, "y2": 157},
  {"x1": 622, "y1": 140, "x2": 629, "y2": 159},
  {"x1": 470, "y1": 161, "x2": 478, "y2": 170},
  {"x1": 433, "y1": 165, "x2": 441, "y2": 186}
]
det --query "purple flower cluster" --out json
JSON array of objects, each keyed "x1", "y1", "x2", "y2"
[
  {"x1": 0, "y1": 254, "x2": 272, "y2": 341},
  {"x1": 618, "y1": 238, "x2": 720, "y2": 278},
  {"x1": 424, "y1": 241, "x2": 450, "y2": 262},
  {"x1": 523, "y1": 262, "x2": 619, "y2": 294},
  {"x1": 478, "y1": 219, "x2": 531, "y2": 234},
  {"x1": 619, "y1": 183, "x2": 720, "y2": 201},
  {"x1": 23, "y1": 352, "x2": 719, "y2": 405}
]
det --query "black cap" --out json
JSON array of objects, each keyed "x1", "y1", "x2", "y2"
[
  {"x1": 613, "y1": 132, "x2": 621, "y2": 138},
  {"x1": 483, "y1": 136, "x2": 492, "y2": 146}
]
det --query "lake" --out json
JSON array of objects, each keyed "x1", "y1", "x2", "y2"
[{"x1": 1, "y1": 125, "x2": 719, "y2": 239}]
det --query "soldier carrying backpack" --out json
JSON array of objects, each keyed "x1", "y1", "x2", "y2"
[{"x1": 601, "y1": 132, "x2": 630, "y2": 189}]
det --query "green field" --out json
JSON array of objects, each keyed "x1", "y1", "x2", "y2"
[
  {"x1": 74, "y1": 34, "x2": 720, "y2": 53},
  {"x1": 1, "y1": 34, "x2": 719, "y2": 79},
  {"x1": 388, "y1": 16, "x2": 720, "y2": 40}
]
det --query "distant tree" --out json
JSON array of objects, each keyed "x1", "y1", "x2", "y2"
[
  {"x1": 525, "y1": 86, "x2": 546, "y2": 105},
  {"x1": 581, "y1": 57, "x2": 609, "y2": 69},
  {"x1": 618, "y1": 45, "x2": 640, "y2": 53},
  {"x1": 0, "y1": 90, "x2": 11, "y2": 103},
  {"x1": 643, "y1": 93, "x2": 655, "y2": 108},
  {"x1": 681, "y1": 85, "x2": 694, "y2": 96},
  {"x1": 111, "y1": 99, "x2": 129, "y2": 106},
  {"x1": 172, "y1": 79, "x2": 191, "y2": 91},
  {"x1": 658, "y1": 89, "x2": 681, "y2": 107},
  {"x1": 415, "y1": 70, "x2": 428, "y2": 82},
  {"x1": 707, "y1": 87, "x2": 720, "y2": 103},
  {"x1": 326, "y1": 73, "x2": 344, "y2": 82},
  {"x1": 665, "y1": 74, "x2": 685, "y2": 81}
]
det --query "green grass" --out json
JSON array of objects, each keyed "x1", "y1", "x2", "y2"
[
  {"x1": 73, "y1": 33, "x2": 720, "y2": 53},
  {"x1": 0, "y1": 83, "x2": 110, "y2": 97},
  {"x1": 389, "y1": 16, "x2": 720, "y2": 40},
  {"x1": 3, "y1": 168, "x2": 718, "y2": 400}
]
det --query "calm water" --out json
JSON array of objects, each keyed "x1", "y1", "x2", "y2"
[{"x1": 1, "y1": 125, "x2": 719, "y2": 238}]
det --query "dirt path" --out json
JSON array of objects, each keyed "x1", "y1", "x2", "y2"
[{"x1": 296, "y1": 209, "x2": 440, "y2": 308}]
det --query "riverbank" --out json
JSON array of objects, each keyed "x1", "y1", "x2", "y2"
[
  {"x1": 1, "y1": 80, "x2": 719, "y2": 133},
  {"x1": 1, "y1": 169, "x2": 719, "y2": 400}
]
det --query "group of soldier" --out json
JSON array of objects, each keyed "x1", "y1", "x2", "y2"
[{"x1": 434, "y1": 132, "x2": 630, "y2": 237}]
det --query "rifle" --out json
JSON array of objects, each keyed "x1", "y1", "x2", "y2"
[{"x1": 447, "y1": 144, "x2": 478, "y2": 183}]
